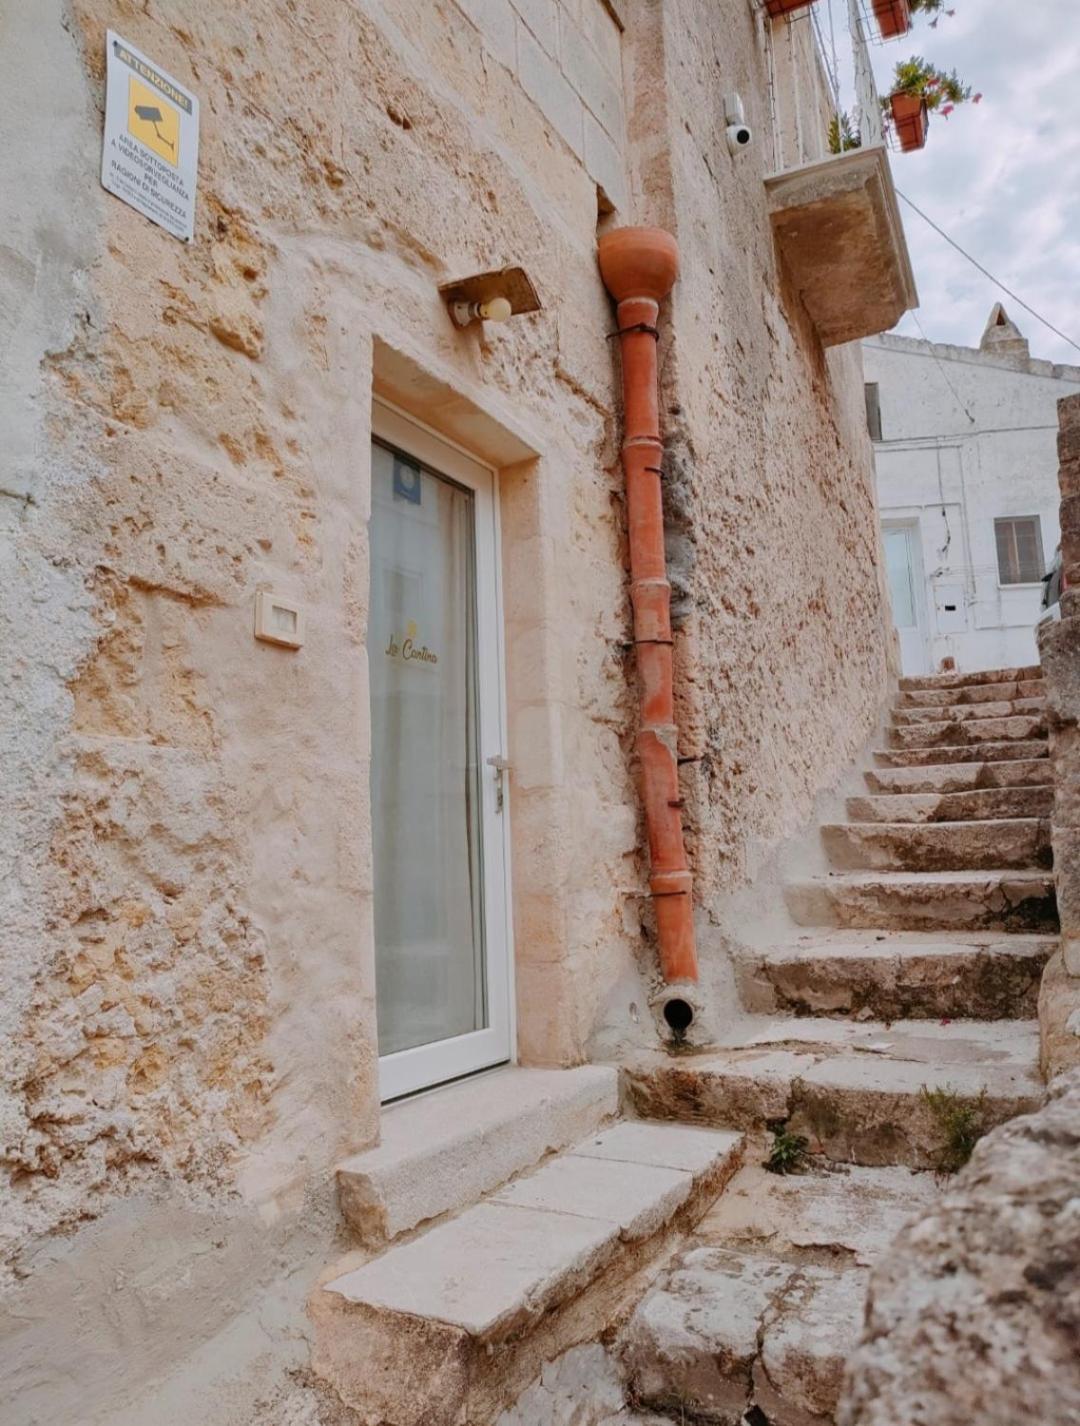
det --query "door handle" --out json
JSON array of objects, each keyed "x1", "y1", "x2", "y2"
[{"x1": 486, "y1": 755, "x2": 510, "y2": 812}]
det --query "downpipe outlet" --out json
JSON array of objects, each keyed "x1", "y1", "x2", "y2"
[{"x1": 650, "y1": 982, "x2": 707, "y2": 1048}]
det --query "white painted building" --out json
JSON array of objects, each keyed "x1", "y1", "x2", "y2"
[{"x1": 864, "y1": 308, "x2": 1080, "y2": 676}]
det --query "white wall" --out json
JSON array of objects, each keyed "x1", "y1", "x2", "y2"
[{"x1": 864, "y1": 331, "x2": 1080, "y2": 675}]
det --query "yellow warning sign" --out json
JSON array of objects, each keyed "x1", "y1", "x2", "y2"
[{"x1": 128, "y1": 75, "x2": 179, "y2": 166}]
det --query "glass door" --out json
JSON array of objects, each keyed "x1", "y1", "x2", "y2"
[{"x1": 369, "y1": 403, "x2": 511, "y2": 1100}]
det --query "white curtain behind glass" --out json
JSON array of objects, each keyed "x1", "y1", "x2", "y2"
[{"x1": 369, "y1": 442, "x2": 486, "y2": 1057}]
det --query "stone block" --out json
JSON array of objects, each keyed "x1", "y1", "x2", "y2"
[
  {"x1": 515, "y1": 61, "x2": 580, "y2": 153},
  {"x1": 513, "y1": 0, "x2": 559, "y2": 55},
  {"x1": 821, "y1": 818, "x2": 1051, "y2": 873},
  {"x1": 620, "y1": 1247, "x2": 796, "y2": 1421},
  {"x1": 455, "y1": 0, "x2": 519, "y2": 71},
  {"x1": 1038, "y1": 948, "x2": 1080, "y2": 1076},
  {"x1": 560, "y1": 13, "x2": 623, "y2": 135},
  {"x1": 583, "y1": 109, "x2": 629, "y2": 212},
  {"x1": 336, "y1": 1065, "x2": 618, "y2": 1243}
]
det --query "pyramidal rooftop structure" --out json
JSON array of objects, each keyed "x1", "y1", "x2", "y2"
[{"x1": 980, "y1": 301, "x2": 1031, "y2": 361}]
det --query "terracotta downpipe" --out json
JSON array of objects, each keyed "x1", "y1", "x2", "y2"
[{"x1": 598, "y1": 227, "x2": 699, "y2": 991}]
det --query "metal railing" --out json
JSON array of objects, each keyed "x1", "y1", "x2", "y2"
[{"x1": 764, "y1": 0, "x2": 886, "y2": 174}]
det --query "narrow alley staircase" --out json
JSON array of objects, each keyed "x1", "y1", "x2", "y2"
[
  {"x1": 615, "y1": 663, "x2": 1056, "y2": 1424},
  {"x1": 309, "y1": 666, "x2": 1056, "y2": 1426}
]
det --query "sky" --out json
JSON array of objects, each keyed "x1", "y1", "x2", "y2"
[{"x1": 831, "y1": 0, "x2": 1080, "y2": 364}]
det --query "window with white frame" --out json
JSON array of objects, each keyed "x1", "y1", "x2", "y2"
[{"x1": 994, "y1": 516, "x2": 1045, "y2": 585}]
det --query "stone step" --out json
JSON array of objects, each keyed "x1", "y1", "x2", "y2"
[
  {"x1": 620, "y1": 1246, "x2": 865, "y2": 1426},
  {"x1": 873, "y1": 739, "x2": 1048, "y2": 768},
  {"x1": 864, "y1": 758, "x2": 1051, "y2": 795},
  {"x1": 821, "y1": 818, "x2": 1052, "y2": 872},
  {"x1": 733, "y1": 930, "x2": 1055, "y2": 1020},
  {"x1": 847, "y1": 784, "x2": 1053, "y2": 823},
  {"x1": 620, "y1": 1160, "x2": 940, "y2": 1426},
  {"x1": 313, "y1": 1120, "x2": 745, "y2": 1426},
  {"x1": 891, "y1": 696, "x2": 1045, "y2": 726},
  {"x1": 785, "y1": 870, "x2": 1058, "y2": 933},
  {"x1": 896, "y1": 678, "x2": 1044, "y2": 708},
  {"x1": 899, "y1": 663, "x2": 1042, "y2": 691},
  {"x1": 622, "y1": 1017, "x2": 1043, "y2": 1169},
  {"x1": 887, "y1": 714, "x2": 1047, "y2": 750},
  {"x1": 335, "y1": 1065, "x2": 619, "y2": 1246}
]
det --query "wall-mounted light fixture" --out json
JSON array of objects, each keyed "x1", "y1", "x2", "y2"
[{"x1": 439, "y1": 265, "x2": 542, "y2": 329}]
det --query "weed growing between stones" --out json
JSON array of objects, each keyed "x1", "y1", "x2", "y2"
[
  {"x1": 920, "y1": 1085, "x2": 989, "y2": 1173},
  {"x1": 764, "y1": 1121, "x2": 809, "y2": 1175}
]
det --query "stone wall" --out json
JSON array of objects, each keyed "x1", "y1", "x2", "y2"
[
  {"x1": 839, "y1": 1068, "x2": 1080, "y2": 1426},
  {"x1": 1038, "y1": 391, "x2": 1080, "y2": 1079},
  {"x1": 1, "y1": 1, "x2": 893, "y2": 1420}
]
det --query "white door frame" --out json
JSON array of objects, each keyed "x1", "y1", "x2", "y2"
[
  {"x1": 370, "y1": 398, "x2": 515, "y2": 1102},
  {"x1": 882, "y1": 517, "x2": 931, "y2": 677}
]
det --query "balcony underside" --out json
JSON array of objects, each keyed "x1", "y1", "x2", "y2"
[{"x1": 766, "y1": 146, "x2": 918, "y2": 347}]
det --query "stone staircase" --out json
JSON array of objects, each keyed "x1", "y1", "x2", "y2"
[
  {"x1": 614, "y1": 664, "x2": 1056, "y2": 1424},
  {"x1": 309, "y1": 666, "x2": 1056, "y2": 1426}
]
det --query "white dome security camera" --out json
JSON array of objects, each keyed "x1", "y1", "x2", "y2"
[{"x1": 726, "y1": 122, "x2": 753, "y2": 154}]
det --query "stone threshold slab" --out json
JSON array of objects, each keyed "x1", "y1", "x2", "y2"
[{"x1": 337, "y1": 1064, "x2": 619, "y2": 1245}]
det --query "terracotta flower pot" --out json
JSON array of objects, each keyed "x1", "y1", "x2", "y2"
[
  {"x1": 598, "y1": 227, "x2": 680, "y2": 303},
  {"x1": 889, "y1": 91, "x2": 929, "y2": 152},
  {"x1": 872, "y1": 0, "x2": 911, "y2": 37},
  {"x1": 764, "y1": 0, "x2": 817, "y2": 18}
]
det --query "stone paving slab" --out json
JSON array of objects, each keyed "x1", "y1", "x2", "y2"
[
  {"x1": 873, "y1": 738, "x2": 1048, "y2": 768},
  {"x1": 846, "y1": 784, "x2": 1052, "y2": 823},
  {"x1": 863, "y1": 757, "x2": 1051, "y2": 794},
  {"x1": 697, "y1": 1160, "x2": 938, "y2": 1266},
  {"x1": 898, "y1": 664, "x2": 1041, "y2": 690},
  {"x1": 888, "y1": 714, "x2": 1047, "y2": 750},
  {"x1": 785, "y1": 869, "x2": 1058, "y2": 933},
  {"x1": 734, "y1": 930, "x2": 1054, "y2": 1020},
  {"x1": 821, "y1": 816, "x2": 1052, "y2": 872},
  {"x1": 336, "y1": 1064, "x2": 618, "y2": 1244}
]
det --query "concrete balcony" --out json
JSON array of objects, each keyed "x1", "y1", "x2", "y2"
[{"x1": 766, "y1": 145, "x2": 918, "y2": 347}]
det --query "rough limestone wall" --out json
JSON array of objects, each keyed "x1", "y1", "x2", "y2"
[
  {"x1": 1038, "y1": 391, "x2": 1080, "y2": 1078},
  {"x1": 1, "y1": 1, "x2": 636, "y2": 1420},
  {"x1": 839, "y1": 1069, "x2": 1080, "y2": 1426},
  {"x1": 625, "y1": 0, "x2": 893, "y2": 914}
]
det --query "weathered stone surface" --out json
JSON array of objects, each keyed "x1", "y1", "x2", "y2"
[
  {"x1": 863, "y1": 758, "x2": 1051, "y2": 794},
  {"x1": 887, "y1": 714, "x2": 1047, "y2": 749},
  {"x1": 786, "y1": 870, "x2": 1058, "y2": 933},
  {"x1": 314, "y1": 1121, "x2": 744, "y2": 1423},
  {"x1": 1038, "y1": 948, "x2": 1080, "y2": 1079},
  {"x1": 896, "y1": 678, "x2": 1044, "y2": 708},
  {"x1": 495, "y1": 1344, "x2": 625, "y2": 1426},
  {"x1": 765, "y1": 147, "x2": 917, "y2": 348},
  {"x1": 620, "y1": 1247, "x2": 868, "y2": 1425},
  {"x1": 620, "y1": 1247, "x2": 796, "y2": 1422},
  {"x1": 873, "y1": 738, "x2": 1049, "y2": 767},
  {"x1": 734, "y1": 931, "x2": 1053, "y2": 1020},
  {"x1": 821, "y1": 817, "x2": 1052, "y2": 872},
  {"x1": 699, "y1": 1159, "x2": 937, "y2": 1267},
  {"x1": 336, "y1": 1065, "x2": 618, "y2": 1244},
  {"x1": 623, "y1": 1019, "x2": 1042, "y2": 1167},
  {"x1": 898, "y1": 664, "x2": 1042, "y2": 691},
  {"x1": 891, "y1": 697, "x2": 1045, "y2": 725},
  {"x1": 838, "y1": 1070, "x2": 1080, "y2": 1426},
  {"x1": 756, "y1": 1265, "x2": 868, "y2": 1425},
  {"x1": 846, "y1": 785, "x2": 1052, "y2": 823}
]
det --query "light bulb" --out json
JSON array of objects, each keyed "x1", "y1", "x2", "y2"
[{"x1": 478, "y1": 296, "x2": 512, "y2": 323}]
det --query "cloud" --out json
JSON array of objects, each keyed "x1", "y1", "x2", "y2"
[{"x1": 865, "y1": 0, "x2": 1080, "y2": 362}]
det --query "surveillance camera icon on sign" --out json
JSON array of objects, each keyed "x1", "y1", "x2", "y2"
[{"x1": 133, "y1": 104, "x2": 175, "y2": 154}]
